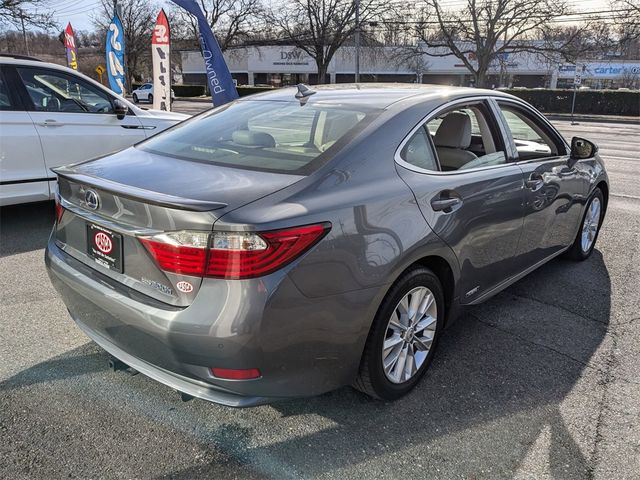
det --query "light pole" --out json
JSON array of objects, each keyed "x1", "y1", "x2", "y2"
[
  {"x1": 354, "y1": 0, "x2": 360, "y2": 83},
  {"x1": 19, "y1": 9, "x2": 30, "y2": 56}
]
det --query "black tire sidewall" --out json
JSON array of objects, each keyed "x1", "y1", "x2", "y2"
[
  {"x1": 132, "y1": 94, "x2": 138, "y2": 103},
  {"x1": 148, "y1": 94, "x2": 153, "y2": 104},
  {"x1": 366, "y1": 267, "x2": 445, "y2": 400}
]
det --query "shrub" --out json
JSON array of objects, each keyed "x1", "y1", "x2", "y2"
[
  {"x1": 504, "y1": 89, "x2": 640, "y2": 116},
  {"x1": 236, "y1": 86, "x2": 275, "y2": 97}
]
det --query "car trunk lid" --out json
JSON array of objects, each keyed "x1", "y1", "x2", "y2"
[{"x1": 53, "y1": 147, "x2": 304, "y2": 306}]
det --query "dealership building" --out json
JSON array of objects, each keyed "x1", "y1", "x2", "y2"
[{"x1": 181, "y1": 45, "x2": 640, "y2": 89}]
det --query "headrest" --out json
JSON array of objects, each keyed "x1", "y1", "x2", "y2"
[
  {"x1": 232, "y1": 130, "x2": 276, "y2": 148},
  {"x1": 434, "y1": 112, "x2": 472, "y2": 149}
]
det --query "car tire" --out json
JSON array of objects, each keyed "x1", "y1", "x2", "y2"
[
  {"x1": 354, "y1": 266, "x2": 444, "y2": 401},
  {"x1": 132, "y1": 93, "x2": 139, "y2": 103},
  {"x1": 566, "y1": 187, "x2": 604, "y2": 261},
  {"x1": 148, "y1": 94, "x2": 153, "y2": 104}
]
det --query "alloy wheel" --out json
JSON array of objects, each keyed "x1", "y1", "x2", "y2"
[
  {"x1": 581, "y1": 196, "x2": 601, "y2": 253},
  {"x1": 382, "y1": 286, "x2": 437, "y2": 384}
]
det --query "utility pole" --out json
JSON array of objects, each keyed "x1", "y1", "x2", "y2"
[
  {"x1": 19, "y1": 9, "x2": 30, "y2": 56},
  {"x1": 354, "y1": 0, "x2": 360, "y2": 83}
]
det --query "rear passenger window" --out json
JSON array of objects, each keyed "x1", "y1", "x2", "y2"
[{"x1": 400, "y1": 126, "x2": 438, "y2": 170}]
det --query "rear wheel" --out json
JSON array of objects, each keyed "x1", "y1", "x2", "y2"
[
  {"x1": 132, "y1": 93, "x2": 139, "y2": 103},
  {"x1": 354, "y1": 267, "x2": 444, "y2": 400},
  {"x1": 566, "y1": 187, "x2": 604, "y2": 261}
]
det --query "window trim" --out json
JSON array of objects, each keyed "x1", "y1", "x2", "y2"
[
  {"x1": 15, "y1": 65, "x2": 118, "y2": 115},
  {"x1": 492, "y1": 98, "x2": 570, "y2": 165},
  {"x1": 394, "y1": 96, "x2": 512, "y2": 175}
]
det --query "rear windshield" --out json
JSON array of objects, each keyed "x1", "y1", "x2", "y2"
[{"x1": 139, "y1": 100, "x2": 378, "y2": 174}]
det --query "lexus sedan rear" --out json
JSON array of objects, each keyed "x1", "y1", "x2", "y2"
[{"x1": 46, "y1": 84, "x2": 608, "y2": 406}]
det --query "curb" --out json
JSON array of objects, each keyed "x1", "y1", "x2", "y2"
[{"x1": 544, "y1": 114, "x2": 639, "y2": 125}]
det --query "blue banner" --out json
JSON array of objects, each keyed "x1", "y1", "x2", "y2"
[
  {"x1": 106, "y1": 14, "x2": 126, "y2": 95},
  {"x1": 170, "y1": 0, "x2": 238, "y2": 106}
]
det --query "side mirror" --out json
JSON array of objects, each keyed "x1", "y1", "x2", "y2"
[
  {"x1": 570, "y1": 136, "x2": 598, "y2": 161},
  {"x1": 114, "y1": 99, "x2": 129, "y2": 120}
]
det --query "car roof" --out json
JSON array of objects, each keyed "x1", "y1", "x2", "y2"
[{"x1": 244, "y1": 83, "x2": 514, "y2": 109}]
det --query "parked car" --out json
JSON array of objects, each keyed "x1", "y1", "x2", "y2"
[
  {"x1": 131, "y1": 82, "x2": 176, "y2": 104},
  {"x1": 0, "y1": 55, "x2": 188, "y2": 206},
  {"x1": 46, "y1": 84, "x2": 608, "y2": 407}
]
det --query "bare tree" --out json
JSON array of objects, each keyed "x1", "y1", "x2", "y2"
[
  {"x1": 391, "y1": 44, "x2": 430, "y2": 83},
  {"x1": 93, "y1": 0, "x2": 158, "y2": 87},
  {"x1": 417, "y1": 0, "x2": 575, "y2": 88},
  {"x1": 611, "y1": 0, "x2": 640, "y2": 58},
  {"x1": 0, "y1": 0, "x2": 55, "y2": 31},
  {"x1": 268, "y1": 0, "x2": 396, "y2": 83},
  {"x1": 171, "y1": 0, "x2": 263, "y2": 51}
]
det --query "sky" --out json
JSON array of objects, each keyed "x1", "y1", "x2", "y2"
[
  {"x1": 36, "y1": 0, "x2": 613, "y2": 34},
  {"x1": 46, "y1": 0, "x2": 175, "y2": 32}
]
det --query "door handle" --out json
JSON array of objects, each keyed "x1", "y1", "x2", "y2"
[
  {"x1": 39, "y1": 119, "x2": 63, "y2": 127},
  {"x1": 430, "y1": 193, "x2": 462, "y2": 212},
  {"x1": 525, "y1": 173, "x2": 544, "y2": 191}
]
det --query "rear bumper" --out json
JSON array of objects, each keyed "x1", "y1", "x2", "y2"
[
  {"x1": 46, "y1": 236, "x2": 382, "y2": 406},
  {"x1": 76, "y1": 319, "x2": 271, "y2": 407}
]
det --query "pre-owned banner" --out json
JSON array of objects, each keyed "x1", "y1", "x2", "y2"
[
  {"x1": 63, "y1": 23, "x2": 78, "y2": 70},
  {"x1": 169, "y1": 0, "x2": 238, "y2": 106},
  {"x1": 106, "y1": 14, "x2": 126, "y2": 95},
  {"x1": 152, "y1": 9, "x2": 171, "y2": 111}
]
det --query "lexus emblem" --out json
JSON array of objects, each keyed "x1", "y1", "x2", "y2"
[{"x1": 85, "y1": 189, "x2": 99, "y2": 210}]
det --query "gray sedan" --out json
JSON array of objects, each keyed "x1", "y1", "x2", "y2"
[{"x1": 46, "y1": 84, "x2": 608, "y2": 406}]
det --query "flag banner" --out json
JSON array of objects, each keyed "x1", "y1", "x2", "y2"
[
  {"x1": 106, "y1": 14, "x2": 126, "y2": 95},
  {"x1": 64, "y1": 23, "x2": 78, "y2": 70},
  {"x1": 169, "y1": 0, "x2": 238, "y2": 106},
  {"x1": 152, "y1": 9, "x2": 171, "y2": 111}
]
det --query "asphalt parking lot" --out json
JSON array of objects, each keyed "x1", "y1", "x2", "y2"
[{"x1": 1, "y1": 103, "x2": 639, "y2": 478}]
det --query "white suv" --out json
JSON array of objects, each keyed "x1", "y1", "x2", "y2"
[
  {"x1": 132, "y1": 82, "x2": 175, "y2": 104},
  {"x1": 0, "y1": 55, "x2": 188, "y2": 206}
]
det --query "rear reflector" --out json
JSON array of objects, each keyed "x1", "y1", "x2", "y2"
[
  {"x1": 210, "y1": 367, "x2": 261, "y2": 380},
  {"x1": 54, "y1": 196, "x2": 64, "y2": 223},
  {"x1": 140, "y1": 223, "x2": 330, "y2": 280}
]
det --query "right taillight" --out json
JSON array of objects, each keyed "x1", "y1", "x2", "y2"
[{"x1": 140, "y1": 223, "x2": 330, "y2": 280}]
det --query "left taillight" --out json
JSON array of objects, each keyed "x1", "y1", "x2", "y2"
[
  {"x1": 139, "y1": 223, "x2": 330, "y2": 280},
  {"x1": 54, "y1": 196, "x2": 64, "y2": 223}
]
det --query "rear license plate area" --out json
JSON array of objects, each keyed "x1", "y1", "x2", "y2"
[{"x1": 86, "y1": 223, "x2": 123, "y2": 273}]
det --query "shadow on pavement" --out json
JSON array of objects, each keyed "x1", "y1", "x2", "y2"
[{"x1": 0, "y1": 201, "x2": 54, "y2": 258}]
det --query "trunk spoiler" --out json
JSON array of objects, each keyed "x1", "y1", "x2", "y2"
[{"x1": 52, "y1": 167, "x2": 227, "y2": 212}]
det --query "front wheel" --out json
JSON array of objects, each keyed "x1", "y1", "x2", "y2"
[
  {"x1": 354, "y1": 267, "x2": 444, "y2": 400},
  {"x1": 566, "y1": 187, "x2": 604, "y2": 261},
  {"x1": 132, "y1": 93, "x2": 139, "y2": 103}
]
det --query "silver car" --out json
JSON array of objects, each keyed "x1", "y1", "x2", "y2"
[{"x1": 46, "y1": 84, "x2": 608, "y2": 406}]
